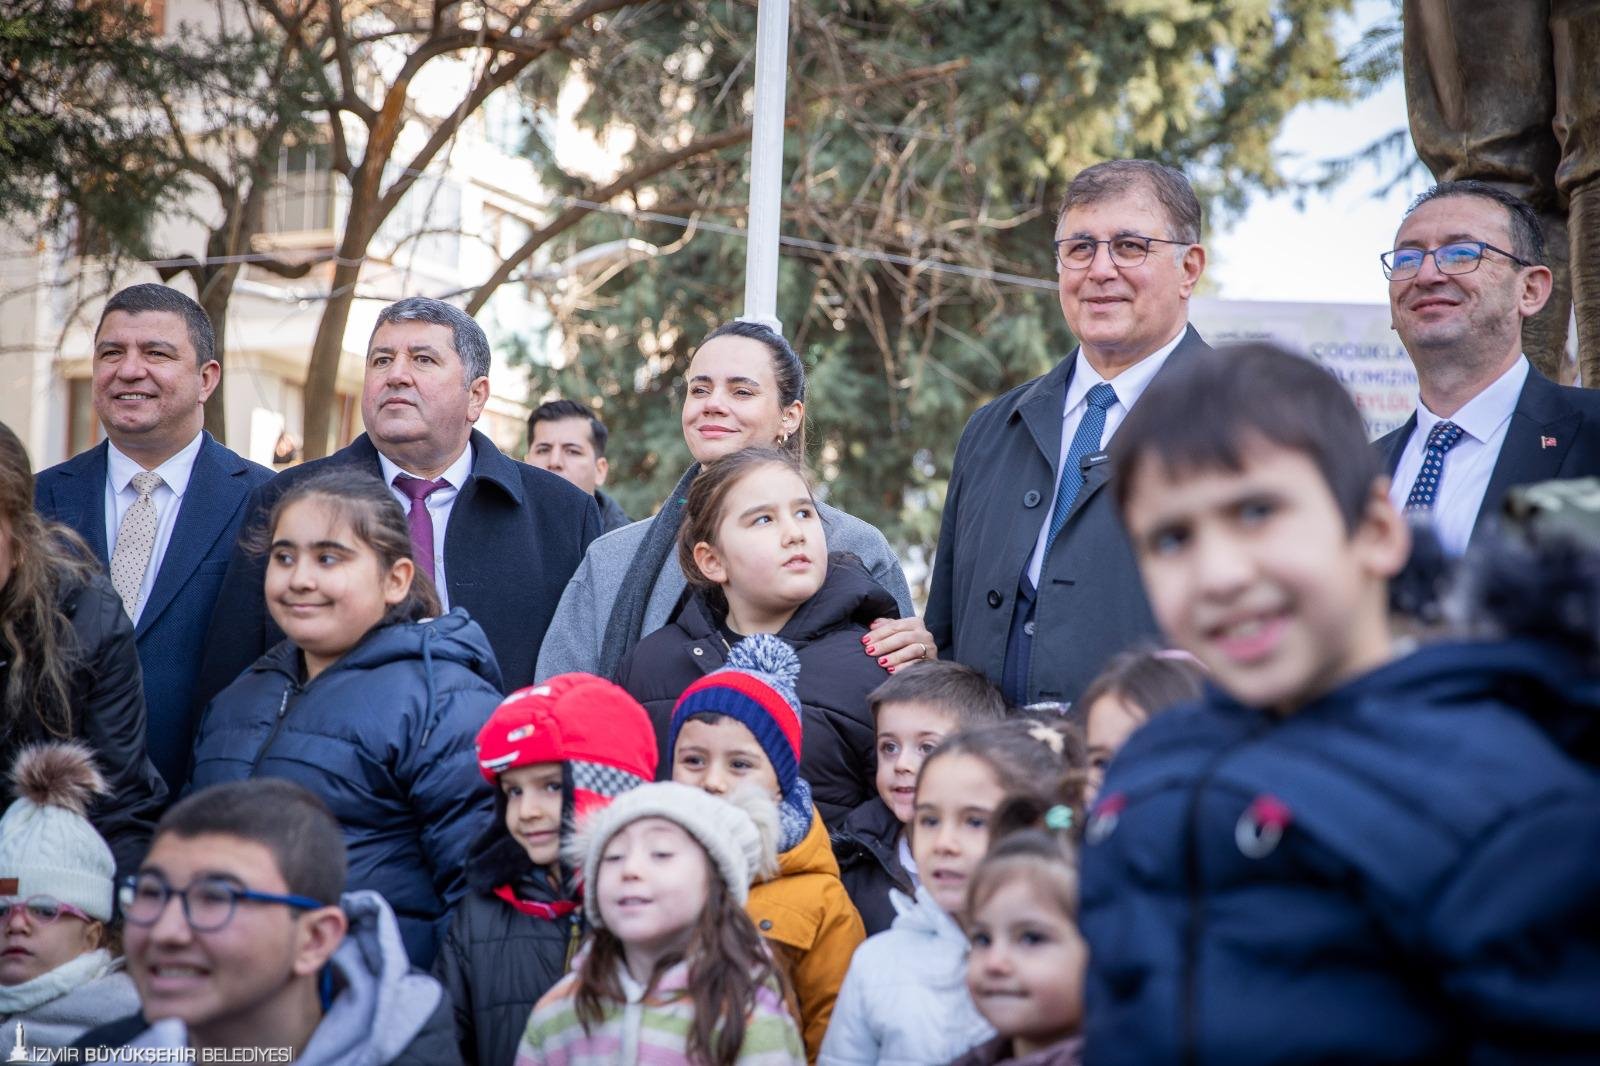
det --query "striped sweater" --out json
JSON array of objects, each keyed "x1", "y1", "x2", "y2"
[{"x1": 515, "y1": 957, "x2": 805, "y2": 1065}]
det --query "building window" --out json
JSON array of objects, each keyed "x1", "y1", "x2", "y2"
[
  {"x1": 66, "y1": 378, "x2": 101, "y2": 457},
  {"x1": 266, "y1": 142, "x2": 336, "y2": 235}
]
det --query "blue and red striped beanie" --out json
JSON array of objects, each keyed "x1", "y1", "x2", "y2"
[{"x1": 668, "y1": 634, "x2": 803, "y2": 799}]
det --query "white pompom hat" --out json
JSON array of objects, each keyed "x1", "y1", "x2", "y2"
[
  {"x1": 0, "y1": 743, "x2": 114, "y2": 922},
  {"x1": 568, "y1": 781, "x2": 780, "y2": 924}
]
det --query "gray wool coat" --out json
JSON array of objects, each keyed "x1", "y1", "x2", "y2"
[
  {"x1": 925, "y1": 327, "x2": 1210, "y2": 705},
  {"x1": 535, "y1": 500, "x2": 913, "y2": 681}
]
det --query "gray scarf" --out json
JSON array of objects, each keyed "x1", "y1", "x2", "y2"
[{"x1": 599, "y1": 463, "x2": 700, "y2": 680}]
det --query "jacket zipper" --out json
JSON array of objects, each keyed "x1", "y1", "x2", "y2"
[
  {"x1": 250, "y1": 680, "x2": 302, "y2": 775},
  {"x1": 1180, "y1": 719, "x2": 1271, "y2": 1066}
]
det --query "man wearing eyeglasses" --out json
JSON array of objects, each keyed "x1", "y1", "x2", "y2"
[
  {"x1": 927, "y1": 159, "x2": 1210, "y2": 706},
  {"x1": 75, "y1": 779, "x2": 463, "y2": 1066},
  {"x1": 1378, "y1": 180, "x2": 1600, "y2": 556}
]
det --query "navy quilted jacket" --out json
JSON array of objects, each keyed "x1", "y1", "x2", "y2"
[
  {"x1": 1080, "y1": 639, "x2": 1600, "y2": 1066},
  {"x1": 189, "y1": 609, "x2": 502, "y2": 967}
]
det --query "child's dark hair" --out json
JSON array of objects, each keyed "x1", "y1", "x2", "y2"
[
  {"x1": 966, "y1": 822, "x2": 1081, "y2": 926},
  {"x1": 916, "y1": 719, "x2": 1086, "y2": 812},
  {"x1": 967, "y1": 772, "x2": 1087, "y2": 923},
  {"x1": 155, "y1": 779, "x2": 348, "y2": 905},
  {"x1": 1110, "y1": 343, "x2": 1380, "y2": 532},
  {"x1": 678, "y1": 447, "x2": 815, "y2": 591},
  {"x1": 867, "y1": 660, "x2": 1008, "y2": 728},
  {"x1": 573, "y1": 842, "x2": 786, "y2": 1066},
  {"x1": 251, "y1": 468, "x2": 441, "y2": 624},
  {"x1": 1077, "y1": 646, "x2": 1205, "y2": 727}
]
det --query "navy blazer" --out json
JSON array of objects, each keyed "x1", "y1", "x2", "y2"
[
  {"x1": 195, "y1": 430, "x2": 601, "y2": 709},
  {"x1": 926, "y1": 326, "x2": 1210, "y2": 705},
  {"x1": 1377, "y1": 367, "x2": 1600, "y2": 545},
  {"x1": 34, "y1": 433, "x2": 274, "y2": 790}
]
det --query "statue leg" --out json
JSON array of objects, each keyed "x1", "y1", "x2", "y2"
[
  {"x1": 1403, "y1": 0, "x2": 1570, "y2": 379},
  {"x1": 1553, "y1": 0, "x2": 1600, "y2": 385}
]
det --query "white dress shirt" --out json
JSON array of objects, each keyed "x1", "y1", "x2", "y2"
[
  {"x1": 1026, "y1": 326, "x2": 1188, "y2": 585},
  {"x1": 1388, "y1": 356, "x2": 1529, "y2": 557},
  {"x1": 378, "y1": 443, "x2": 474, "y2": 611},
  {"x1": 104, "y1": 431, "x2": 205, "y2": 625}
]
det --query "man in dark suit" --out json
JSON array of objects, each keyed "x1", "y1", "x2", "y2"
[
  {"x1": 35, "y1": 284, "x2": 274, "y2": 790},
  {"x1": 196, "y1": 296, "x2": 600, "y2": 709},
  {"x1": 1377, "y1": 180, "x2": 1600, "y2": 555},
  {"x1": 926, "y1": 160, "x2": 1210, "y2": 706}
]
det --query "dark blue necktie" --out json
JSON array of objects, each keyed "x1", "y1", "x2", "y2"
[
  {"x1": 1044, "y1": 382, "x2": 1118, "y2": 556},
  {"x1": 1403, "y1": 420, "x2": 1465, "y2": 512}
]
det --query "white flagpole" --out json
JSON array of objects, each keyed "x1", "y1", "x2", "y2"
[{"x1": 740, "y1": 0, "x2": 791, "y2": 333}]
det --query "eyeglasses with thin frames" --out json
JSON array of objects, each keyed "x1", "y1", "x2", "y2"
[
  {"x1": 1055, "y1": 234, "x2": 1191, "y2": 270},
  {"x1": 1380, "y1": 240, "x2": 1532, "y2": 281},
  {"x1": 1, "y1": 896, "x2": 94, "y2": 925},
  {"x1": 119, "y1": 873, "x2": 324, "y2": 932}
]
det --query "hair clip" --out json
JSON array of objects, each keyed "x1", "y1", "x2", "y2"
[
  {"x1": 1044, "y1": 805, "x2": 1075, "y2": 831},
  {"x1": 1027, "y1": 722, "x2": 1066, "y2": 754},
  {"x1": 1154, "y1": 648, "x2": 1206, "y2": 669}
]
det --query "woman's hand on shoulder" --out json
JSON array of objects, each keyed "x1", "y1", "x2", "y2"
[{"x1": 862, "y1": 617, "x2": 936, "y2": 673}]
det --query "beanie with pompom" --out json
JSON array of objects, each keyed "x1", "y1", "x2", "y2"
[
  {"x1": 568, "y1": 781, "x2": 781, "y2": 923},
  {"x1": 667, "y1": 634, "x2": 817, "y2": 853},
  {"x1": 668, "y1": 634, "x2": 803, "y2": 796},
  {"x1": 0, "y1": 743, "x2": 115, "y2": 921}
]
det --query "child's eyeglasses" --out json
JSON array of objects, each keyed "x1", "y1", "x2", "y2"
[{"x1": 2, "y1": 896, "x2": 94, "y2": 924}]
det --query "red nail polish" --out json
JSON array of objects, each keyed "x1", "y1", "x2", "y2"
[
  {"x1": 861, "y1": 635, "x2": 870, "y2": 644},
  {"x1": 878, "y1": 657, "x2": 888, "y2": 667},
  {"x1": 866, "y1": 645, "x2": 877, "y2": 655},
  {"x1": 887, "y1": 666, "x2": 896, "y2": 674}
]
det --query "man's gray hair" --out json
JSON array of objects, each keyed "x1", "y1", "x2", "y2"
[
  {"x1": 1058, "y1": 160, "x2": 1203, "y2": 245},
  {"x1": 371, "y1": 297, "x2": 491, "y2": 383}
]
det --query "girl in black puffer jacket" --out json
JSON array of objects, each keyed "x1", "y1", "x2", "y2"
[{"x1": 615, "y1": 448, "x2": 897, "y2": 826}]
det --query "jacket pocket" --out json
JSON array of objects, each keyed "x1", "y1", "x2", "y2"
[{"x1": 751, "y1": 897, "x2": 822, "y2": 953}]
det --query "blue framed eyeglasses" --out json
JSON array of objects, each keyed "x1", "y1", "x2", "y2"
[
  {"x1": 119, "y1": 873, "x2": 325, "y2": 932},
  {"x1": 1381, "y1": 241, "x2": 1532, "y2": 280}
]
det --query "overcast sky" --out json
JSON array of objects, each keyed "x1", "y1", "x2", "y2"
[{"x1": 1207, "y1": 0, "x2": 1428, "y2": 305}]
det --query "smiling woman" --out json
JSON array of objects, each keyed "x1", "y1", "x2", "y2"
[{"x1": 535, "y1": 319, "x2": 918, "y2": 686}]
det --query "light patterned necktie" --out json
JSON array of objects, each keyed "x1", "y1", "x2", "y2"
[{"x1": 110, "y1": 470, "x2": 164, "y2": 616}]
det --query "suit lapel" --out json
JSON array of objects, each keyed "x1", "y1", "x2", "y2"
[
  {"x1": 1473, "y1": 372, "x2": 1580, "y2": 540},
  {"x1": 53, "y1": 443, "x2": 113, "y2": 565},
  {"x1": 1382, "y1": 414, "x2": 1417, "y2": 477},
  {"x1": 1017, "y1": 357, "x2": 1073, "y2": 469},
  {"x1": 136, "y1": 435, "x2": 248, "y2": 636}
]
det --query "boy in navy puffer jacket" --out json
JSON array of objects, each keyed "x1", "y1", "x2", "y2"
[{"x1": 1078, "y1": 343, "x2": 1600, "y2": 1065}]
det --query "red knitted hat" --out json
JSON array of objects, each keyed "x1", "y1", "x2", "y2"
[{"x1": 476, "y1": 673, "x2": 658, "y2": 819}]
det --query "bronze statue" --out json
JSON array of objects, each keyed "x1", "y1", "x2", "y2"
[{"x1": 1404, "y1": 0, "x2": 1600, "y2": 385}]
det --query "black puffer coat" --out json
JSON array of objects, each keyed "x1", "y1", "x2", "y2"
[
  {"x1": 433, "y1": 819, "x2": 581, "y2": 1066},
  {"x1": 0, "y1": 570, "x2": 167, "y2": 876},
  {"x1": 832, "y1": 795, "x2": 915, "y2": 936},
  {"x1": 616, "y1": 552, "x2": 896, "y2": 827}
]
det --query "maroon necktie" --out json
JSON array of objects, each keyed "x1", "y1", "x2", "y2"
[{"x1": 392, "y1": 474, "x2": 449, "y2": 580}]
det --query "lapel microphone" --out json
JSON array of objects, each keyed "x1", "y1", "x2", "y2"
[{"x1": 1081, "y1": 451, "x2": 1112, "y2": 471}]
